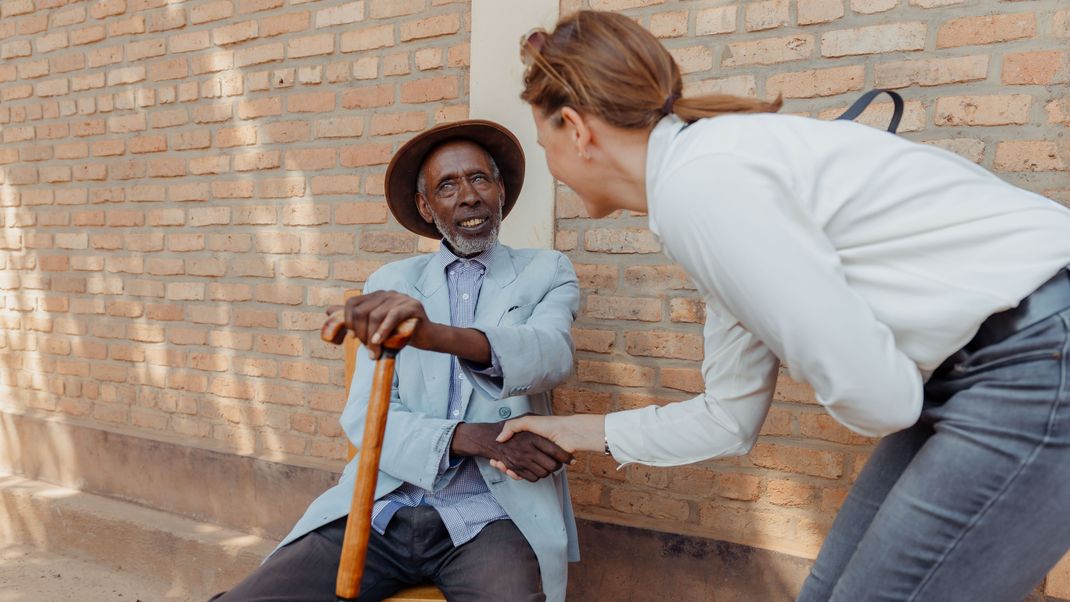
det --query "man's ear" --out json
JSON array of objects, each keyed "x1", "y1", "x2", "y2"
[
  {"x1": 560, "y1": 106, "x2": 593, "y2": 158},
  {"x1": 415, "y1": 193, "x2": 434, "y2": 224}
]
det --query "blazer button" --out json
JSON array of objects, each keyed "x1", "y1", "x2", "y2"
[{"x1": 498, "y1": 407, "x2": 512, "y2": 419}]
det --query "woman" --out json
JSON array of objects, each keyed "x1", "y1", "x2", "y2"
[{"x1": 494, "y1": 10, "x2": 1070, "y2": 602}]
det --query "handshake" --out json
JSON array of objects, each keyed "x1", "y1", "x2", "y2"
[{"x1": 451, "y1": 420, "x2": 574, "y2": 483}]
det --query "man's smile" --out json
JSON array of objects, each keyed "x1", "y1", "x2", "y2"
[{"x1": 457, "y1": 216, "x2": 490, "y2": 231}]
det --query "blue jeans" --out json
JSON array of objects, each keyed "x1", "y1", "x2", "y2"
[{"x1": 798, "y1": 306, "x2": 1070, "y2": 601}]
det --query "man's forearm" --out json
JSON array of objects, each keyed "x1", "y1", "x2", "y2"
[
  {"x1": 449, "y1": 422, "x2": 498, "y2": 458},
  {"x1": 423, "y1": 322, "x2": 492, "y2": 368}
]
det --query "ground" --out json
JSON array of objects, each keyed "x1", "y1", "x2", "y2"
[{"x1": 0, "y1": 546, "x2": 184, "y2": 602}]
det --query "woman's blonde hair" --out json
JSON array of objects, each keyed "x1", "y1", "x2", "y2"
[{"x1": 521, "y1": 10, "x2": 781, "y2": 129}]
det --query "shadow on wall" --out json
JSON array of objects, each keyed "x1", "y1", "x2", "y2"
[
  {"x1": 0, "y1": 0, "x2": 473, "y2": 505},
  {"x1": 0, "y1": 0, "x2": 469, "y2": 578}
]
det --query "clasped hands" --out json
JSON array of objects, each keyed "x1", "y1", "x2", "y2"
[
  {"x1": 452, "y1": 420, "x2": 574, "y2": 483},
  {"x1": 490, "y1": 414, "x2": 607, "y2": 481}
]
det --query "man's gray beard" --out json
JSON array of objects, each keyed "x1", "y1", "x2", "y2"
[{"x1": 433, "y1": 204, "x2": 502, "y2": 257}]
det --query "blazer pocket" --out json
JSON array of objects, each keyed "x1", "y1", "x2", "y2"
[{"x1": 498, "y1": 302, "x2": 536, "y2": 326}]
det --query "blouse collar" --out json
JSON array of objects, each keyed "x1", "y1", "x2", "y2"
[{"x1": 645, "y1": 114, "x2": 688, "y2": 239}]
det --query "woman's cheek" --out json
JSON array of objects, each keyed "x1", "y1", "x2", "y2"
[{"x1": 545, "y1": 153, "x2": 566, "y2": 182}]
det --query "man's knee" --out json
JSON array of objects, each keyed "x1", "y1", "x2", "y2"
[
  {"x1": 210, "y1": 519, "x2": 345, "y2": 602},
  {"x1": 438, "y1": 520, "x2": 544, "y2": 601}
]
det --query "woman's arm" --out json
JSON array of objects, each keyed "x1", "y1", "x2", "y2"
[
  {"x1": 655, "y1": 152, "x2": 923, "y2": 437},
  {"x1": 496, "y1": 304, "x2": 779, "y2": 468}
]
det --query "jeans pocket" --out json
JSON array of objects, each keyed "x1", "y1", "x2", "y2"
[
  {"x1": 961, "y1": 349, "x2": 1058, "y2": 374},
  {"x1": 958, "y1": 313, "x2": 1066, "y2": 375}
]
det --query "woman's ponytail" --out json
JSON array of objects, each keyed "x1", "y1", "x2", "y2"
[{"x1": 521, "y1": 11, "x2": 780, "y2": 129}]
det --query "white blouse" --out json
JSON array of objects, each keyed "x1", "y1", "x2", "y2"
[{"x1": 604, "y1": 113, "x2": 1070, "y2": 467}]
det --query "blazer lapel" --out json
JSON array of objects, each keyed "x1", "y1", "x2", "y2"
[
  {"x1": 461, "y1": 245, "x2": 516, "y2": 418},
  {"x1": 472, "y1": 245, "x2": 517, "y2": 327},
  {"x1": 414, "y1": 257, "x2": 452, "y2": 418}
]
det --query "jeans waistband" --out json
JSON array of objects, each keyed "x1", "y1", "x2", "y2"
[{"x1": 965, "y1": 267, "x2": 1070, "y2": 353}]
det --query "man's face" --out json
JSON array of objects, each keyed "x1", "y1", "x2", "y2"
[{"x1": 416, "y1": 140, "x2": 504, "y2": 257}]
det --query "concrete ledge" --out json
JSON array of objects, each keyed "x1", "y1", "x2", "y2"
[
  {"x1": 0, "y1": 474, "x2": 275, "y2": 600},
  {"x1": 0, "y1": 411, "x2": 338, "y2": 540},
  {"x1": 570, "y1": 519, "x2": 811, "y2": 601}
]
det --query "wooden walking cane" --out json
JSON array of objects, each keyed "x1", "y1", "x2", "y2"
[{"x1": 322, "y1": 313, "x2": 418, "y2": 602}]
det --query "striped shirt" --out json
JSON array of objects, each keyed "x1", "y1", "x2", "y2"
[{"x1": 369, "y1": 242, "x2": 509, "y2": 546}]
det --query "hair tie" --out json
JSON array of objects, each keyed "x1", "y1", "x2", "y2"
[{"x1": 661, "y1": 93, "x2": 679, "y2": 115}]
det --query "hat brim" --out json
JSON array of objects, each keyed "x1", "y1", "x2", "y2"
[{"x1": 385, "y1": 120, "x2": 525, "y2": 240}]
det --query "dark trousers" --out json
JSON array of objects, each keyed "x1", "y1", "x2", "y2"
[{"x1": 211, "y1": 506, "x2": 543, "y2": 602}]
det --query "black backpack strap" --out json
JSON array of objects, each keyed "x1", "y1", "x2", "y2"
[{"x1": 836, "y1": 89, "x2": 904, "y2": 133}]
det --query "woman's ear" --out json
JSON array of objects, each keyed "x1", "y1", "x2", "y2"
[{"x1": 560, "y1": 107, "x2": 593, "y2": 159}]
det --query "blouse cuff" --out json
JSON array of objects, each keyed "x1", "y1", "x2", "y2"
[{"x1": 603, "y1": 409, "x2": 642, "y2": 467}]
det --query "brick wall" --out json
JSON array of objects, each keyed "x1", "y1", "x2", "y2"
[
  {"x1": 550, "y1": 0, "x2": 1070, "y2": 589},
  {"x1": 0, "y1": 0, "x2": 469, "y2": 464}
]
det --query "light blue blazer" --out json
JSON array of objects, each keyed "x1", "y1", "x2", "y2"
[{"x1": 276, "y1": 245, "x2": 581, "y2": 602}]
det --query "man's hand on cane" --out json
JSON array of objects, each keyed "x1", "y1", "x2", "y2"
[
  {"x1": 323, "y1": 291, "x2": 496, "y2": 368},
  {"x1": 323, "y1": 291, "x2": 435, "y2": 358}
]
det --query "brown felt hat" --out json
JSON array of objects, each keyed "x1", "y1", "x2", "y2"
[{"x1": 385, "y1": 119, "x2": 525, "y2": 239}]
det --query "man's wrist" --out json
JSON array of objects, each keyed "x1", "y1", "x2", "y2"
[
  {"x1": 449, "y1": 421, "x2": 497, "y2": 458},
  {"x1": 416, "y1": 321, "x2": 446, "y2": 352},
  {"x1": 424, "y1": 324, "x2": 492, "y2": 367},
  {"x1": 449, "y1": 421, "x2": 472, "y2": 457}
]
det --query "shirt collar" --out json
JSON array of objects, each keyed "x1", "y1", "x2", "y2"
[
  {"x1": 435, "y1": 240, "x2": 499, "y2": 273},
  {"x1": 645, "y1": 114, "x2": 687, "y2": 240}
]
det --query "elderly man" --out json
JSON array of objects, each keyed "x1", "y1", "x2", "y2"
[{"x1": 213, "y1": 120, "x2": 580, "y2": 602}]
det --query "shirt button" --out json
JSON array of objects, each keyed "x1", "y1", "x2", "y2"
[
  {"x1": 452, "y1": 410, "x2": 459, "y2": 416},
  {"x1": 462, "y1": 293, "x2": 470, "y2": 300},
  {"x1": 458, "y1": 373, "x2": 465, "y2": 380},
  {"x1": 498, "y1": 407, "x2": 512, "y2": 418}
]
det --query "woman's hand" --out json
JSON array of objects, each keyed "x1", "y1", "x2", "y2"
[
  {"x1": 490, "y1": 414, "x2": 607, "y2": 479},
  {"x1": 452, "y1": 421, "x2": 574, "y2": 483}
]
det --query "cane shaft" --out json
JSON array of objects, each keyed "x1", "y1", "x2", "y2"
[
  {"x1": 336, "y1": 353, "x2": 396, "y2": 601},
  {"x1": 334, "y1": 316, "x2": 417, "y2": 601}
]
